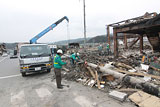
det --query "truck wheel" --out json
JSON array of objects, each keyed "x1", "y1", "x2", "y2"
[
  {"x1": 21, "y1": 72, "x2": 26, "y2": 77},
  {"x1": 47, "y1": 69, "x2": 51, "y2": 73}
]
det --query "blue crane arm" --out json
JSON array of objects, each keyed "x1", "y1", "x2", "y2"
[{"x1": 30, "y1": 16, "x2": 69, "y2": 44}]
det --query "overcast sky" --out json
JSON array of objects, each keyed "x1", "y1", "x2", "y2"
[{"x1": 0, "y1": 0, "x2": 160, "y2": 43}]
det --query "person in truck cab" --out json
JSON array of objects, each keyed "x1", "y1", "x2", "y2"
[{"x1": 54, "y1": 49, "x2": 67, "y2": 89}]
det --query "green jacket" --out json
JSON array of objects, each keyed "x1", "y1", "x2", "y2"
[
  {"x1": 107, "y1": 44, "x2": 109, "y2": 49},
  {"x1": 54, "y1": 54, "x2": 66, "y2": 69},
  {"x1": 70, "y1": 53, "x2": 80, "y2": 61},
  {"x1": 98, "y1": 46, "x2": 102, "y2": 51}
]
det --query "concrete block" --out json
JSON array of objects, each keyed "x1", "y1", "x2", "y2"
[{"x1": 109, "y1": 90, "x2": 128, "y2": 101}]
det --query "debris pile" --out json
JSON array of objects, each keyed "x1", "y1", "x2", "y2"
[{"x1": 62, "y1": 46, "x2": 160, "y2": 106}]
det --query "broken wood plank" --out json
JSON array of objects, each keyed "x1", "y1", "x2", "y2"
[
  {"x1": 121, "y1": 55, "x2": 127, "y2": 59},
  {"x1": 115, "y1": 68, "x2": 160, "y2": 80},
  {"x1": 86, "y1": 67, "x2": 96, "y2": 79},
  {"x1": 114, "y1": 62, "x2": 134, "y2": 70},
  {"x1": 95, "y1": 70, "x2": 101, "y2": 89},
  {"x1": 150, "y1": 66, "x2": 160, "y2": 72},
  {"x1": 129, "y1": 37, "x2": 140, "y2": 48},
  {"x1": 129, "y1": 91, "x2": 160, "y2": 107},
  {"x1": 62, "y1": 67, "x2": 69, "y2": 72},
  {"x1": 83, "y1": 79, "x2": 90, "y2": 86},
  {"x1": 87, "y1": 63, "x2": 160, "y2": 97}
]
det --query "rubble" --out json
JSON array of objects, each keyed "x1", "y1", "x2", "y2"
[
  {"x1": 61, "y1": 36, "x2": 160, "y2": 104},
  {"x1": 109, "y1": 90, "x2": 128, "y2": 102},
  {"x1": 62, "y1": 47, "x2": 160, "y2": 97}
]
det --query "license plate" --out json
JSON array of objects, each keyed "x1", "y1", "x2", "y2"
[{"x1": 35, "y1": 67, "x2": 41, "y2": 71}]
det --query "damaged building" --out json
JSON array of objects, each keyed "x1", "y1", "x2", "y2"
[{"x1": 106, "y1": 12, "x2": 160, "y2": 57}]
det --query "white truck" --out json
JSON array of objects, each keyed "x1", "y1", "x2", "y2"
[{"x1": 19, "y1": 44, "x2": 52, "y2": 77}]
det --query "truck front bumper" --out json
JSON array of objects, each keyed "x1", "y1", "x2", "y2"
[{"x1": 20, "y1": 63, "x2": 52, "y2": 73}]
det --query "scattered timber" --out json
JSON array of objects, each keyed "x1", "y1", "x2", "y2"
[{"x1": 87, "y1": 63, "x2": 160, "y2": 97}]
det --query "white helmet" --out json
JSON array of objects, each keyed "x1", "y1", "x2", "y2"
[
  {"x1": 77, "y1": 53, "x2": 79, "y2": 56},
  {"x1": 57, "y1": 49, "x2": 63, "y2": 54}
]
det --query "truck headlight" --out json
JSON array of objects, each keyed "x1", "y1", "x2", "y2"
[
  {"x1": 20, "y1": 65, "x2": 29, "y2": 69},
  {"x1": 46, "y1": 64, "x2": 52, "y2": 66},
  {"x1": 21, "y1": 66, "x2": 29, "y2": 69}
]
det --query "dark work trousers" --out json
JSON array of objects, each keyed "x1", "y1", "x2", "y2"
[
  {"x1": 70, "y1": 58, "x2": 75, "y2": 66},
  {"x1": 54, "y1": 68, "x2": 62, "y2": 88}
]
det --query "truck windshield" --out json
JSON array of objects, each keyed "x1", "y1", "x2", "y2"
[{"x1": 20, "y1": 45, "x2": 51, "y2": 58}]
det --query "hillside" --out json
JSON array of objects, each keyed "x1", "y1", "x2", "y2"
[
  {"x1": 87, "y1": 35, "x2": 107, "y2": 43},
  {"x1": 54, "y1": 34, "x2": 113, "y2": 45},
  {"x1": 54, "y1": 37, "x2": 91, "y2": 45}
]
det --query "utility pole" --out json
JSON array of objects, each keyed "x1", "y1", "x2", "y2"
[
  {"x1": 67, "y1": 23, "x2": 70, "y2": 45},
  {"x1": 83, "y1": 0, "x2": 86, "y2": 46}
]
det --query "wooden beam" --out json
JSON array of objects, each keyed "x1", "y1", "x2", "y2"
[
  {"x1": 113, "y1": 28, "x2": 118, "y2": 58},
  {"x1": 140, "y1": 35, "x2": 143, "y2": 53},
  {"x1": 107, "y1": 26, "x2": 110, "y2": 48},
  {"x1": 95, "y1": 70, "x2": 101, "y2": 89},
  {"x1": 86, "y1": 67, "x2": 96, "y2": 79},
  {"x1": 124, "y1": 33, "x2": 128, "y2": 49},
  {"x1": 87, "y1": 62, "x2": 160, "y2": 97},
  {"x1": 150, "y1": 66, "x2": 160, "y2": 72},
  {"x1": 114, "y1": 62, "x2": 134, "y2": 70},
  {"x1": 129, "y1": 37, "x2": 140, "y2": 48},
  {"x1": 115, "y1": 68, "x2": 160, "y2": 80},
  {"x1": 116, "y1": 27, "x2": 130, "y2": 33}
]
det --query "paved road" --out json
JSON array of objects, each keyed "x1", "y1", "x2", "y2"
[
  {"x1": 0, "y1": 57, "x2": 19, "y2": 77},
  {"x1": 0, "y1": 56, "x2": 135, "y2": 107}
]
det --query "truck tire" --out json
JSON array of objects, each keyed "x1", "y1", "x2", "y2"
[
  {"x1": 47, "y1": 69, "x2": 51, "y2": 73},
  {"x1": 21, "y1": 72, "x2": 26, "y2": 77}
]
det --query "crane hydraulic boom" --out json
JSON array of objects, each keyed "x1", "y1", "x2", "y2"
[{"x1": 30, "y1": 16, "x2": 69, "y2": 44}]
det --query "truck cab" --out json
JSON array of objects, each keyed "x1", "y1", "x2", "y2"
[{"x1": 19, "y1": 44, "x2": 52, "y2": 77}]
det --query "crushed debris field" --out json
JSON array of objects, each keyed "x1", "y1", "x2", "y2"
[{"x1": 60, "y1": 41, "x2": 160, "y2": 106}]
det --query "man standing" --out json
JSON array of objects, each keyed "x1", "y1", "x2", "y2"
[
  {"x1": 106, "y1": 43, "x2": 110, "y2": 55},
  {"x1": 54, "y1": 49, "x2": 66, "y2": 89},
  {"x1": 98, "y1": 45, "x2": 103, "y2": 56}
]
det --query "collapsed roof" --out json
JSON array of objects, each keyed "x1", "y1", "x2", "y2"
[{"x1": 109, "y1": 12, "x2": 160, "y2": 34}]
